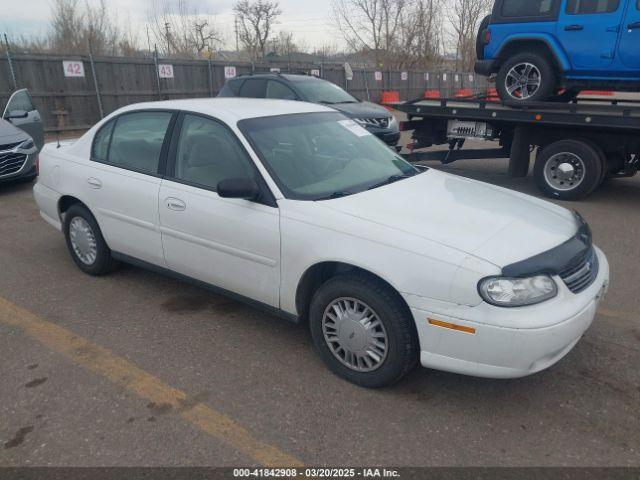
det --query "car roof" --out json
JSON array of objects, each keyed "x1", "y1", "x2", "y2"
[
  {"x1": 231, "y1": 73, "x2": 319, "y2": 82},
  {"x1": 115, "y1": 97, "x2": 335, "y2": 123}
]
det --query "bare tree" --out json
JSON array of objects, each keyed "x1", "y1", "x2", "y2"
[
  {"x1": 448, "y1": 0, "x2": 492, "y2": 71},
  {"x1": 148, "y1": 0, "x2": 223, "y2": 58},
  {"x1": 233, "y1": 0, "x2": 282, "y2": 59},
  {"x1": 331, "y1": 0, "x2": 442, "y2": 69}
]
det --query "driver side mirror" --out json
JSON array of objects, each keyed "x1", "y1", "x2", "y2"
[
  {"x1": 217, "y1": 177, "x2": 260, "y2": 200},
  {"x1": 6, "y1": 109, "x2": 28, "y2": 120}
]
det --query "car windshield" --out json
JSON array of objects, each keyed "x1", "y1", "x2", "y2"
[
  {"x1": 292, "y1": 78, "x2": 358, "y2": 104},
  {"x1": 239, "y1": 112, "x2": 419, "y2": 201}
]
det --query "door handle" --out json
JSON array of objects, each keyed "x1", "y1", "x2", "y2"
[
  {"x1": 628, "y1": 22, "x2": 640, "y2": 30},
  {"x1": 165, "y1": 197, "x2": 186, "y2": 211},
  {"x1": 564, "y1": 24, "x2": 584, "y2": 31},
  {"x1": 87, "y1": 177, "x2": 102, "y2": 189}
]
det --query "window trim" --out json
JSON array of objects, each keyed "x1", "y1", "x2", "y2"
[
  {"x1": 565, "y1": 0, "x2": 620, "y2": 15},
  {"x1": 164, "y1": 110, "x2": 277, "y2": 208},
  {"x1": 89, "y1": 109, "x2": 178, "y2": 178}
]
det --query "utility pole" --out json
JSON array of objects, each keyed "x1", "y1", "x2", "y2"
[
  {"x1": 164, "y1": 22, "x2": 171, "y2": 56},
  {"x1": 234, "y1": 16, "x2": 239, "y2": 52}
]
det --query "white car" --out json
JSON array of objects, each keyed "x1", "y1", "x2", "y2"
[{"x1": 34, "y1": 98, "x2": 609, "y2": 387}]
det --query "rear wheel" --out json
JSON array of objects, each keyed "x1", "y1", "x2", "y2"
[
  {"x1": 497, "y1": 53, "x2": 556, "y2": 103},
  {"x1": 534, "y1": 139, "x2": 604, "y2": 200},
  {"x1": 63, "y1": 204, "x2": 117, "y2": 275},
  {"x1": 309, "y1": 274, "x2": 419, "y2": 388}
]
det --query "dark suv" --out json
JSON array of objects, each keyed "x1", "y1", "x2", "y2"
[
  {"x1": 219, "y1": 74, "x2": 401, "y2": 146},
  {"x1": 475, "y1": 0, "x2": 640, "y2": 102}
]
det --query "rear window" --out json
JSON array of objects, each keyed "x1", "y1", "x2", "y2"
[
  {"x1": 565, "y1": 0, "x2": 619, "y2": 14},
  {"x1": 502, "y1": 0, "x2": 554, "y2": 17}
]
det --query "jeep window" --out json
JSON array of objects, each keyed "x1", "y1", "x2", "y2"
[
  {"x1": 566, "y1": 0, "x2": 619, "y2": 14},
  {"x1": 502, "y1": 0, "x2": 554, "y2": 17}
]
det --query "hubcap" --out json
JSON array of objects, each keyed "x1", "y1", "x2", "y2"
[
  {"x1": 543, "y1": 152, "x2": 586, "y2": 191},
  {"x1": 69, "y1": 217, "x2": 98, "y2": 265},
  {"x1": 505, "y1": 63, "x2": 542, "y2": 100},
  {"x1": 322, "y1": 297, "x2": 388, "y2": 372}
]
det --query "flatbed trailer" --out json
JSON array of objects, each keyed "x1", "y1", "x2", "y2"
[{"x1": 397, "y1": 97, "x2": 640, "y2": 200}]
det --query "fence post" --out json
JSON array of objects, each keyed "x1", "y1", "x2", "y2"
[
  {"x1": 362, "y1": 65, "x2": 371, "y2": 102},
  {"x1": 207, "y1": 57, "x2": 213, "y2": 97},
  {"x1": 4, "y1": 34, "x2": 18, "y2": 90},
  {"x1": 89, "y1": 46, "x2": 104, "y2": 119},
  {"x1": 153, "y1": 46, "x2": 162, "y2": 98}
]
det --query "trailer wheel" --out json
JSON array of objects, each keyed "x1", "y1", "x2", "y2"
[{"x1": 534, "y1": 139, "x2": 603, "y2": 200}]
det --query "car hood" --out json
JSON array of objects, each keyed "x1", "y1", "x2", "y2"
[
  {"x1": 0, "y1": 118, "x2": 30, "y2": 145},
  {"x1": 320, "y1": 170, "x2": 578, "y2": 268},
  {"x1": 330, "y1": 101, "x2": 392, "y2": 119}
]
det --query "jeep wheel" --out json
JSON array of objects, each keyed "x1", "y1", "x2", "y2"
[{"x1": 497, "y1": 53, "x2": 556, "y2": 102}]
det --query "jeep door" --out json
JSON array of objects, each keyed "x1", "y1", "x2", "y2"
[
  {"x1": 557, "y1": 0, "x2": 626, "y2": 71},
  {"x1": 618, "y1": 0, "x2": 640, "y2": 69}
]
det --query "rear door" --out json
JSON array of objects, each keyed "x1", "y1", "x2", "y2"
[
  {"x1": 557, "y1": 0, "x2": 626, "y2": 70},
  {"x1": 2, "y1": 89, "x2": 44, "y2": 151},
  {"x1": 618, "y1": 0, "x2": 640, "y2": 69}
]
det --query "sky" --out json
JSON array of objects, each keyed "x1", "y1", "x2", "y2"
[{"x1": 0, "y1": 0, "x2": 338, "y2": 50}]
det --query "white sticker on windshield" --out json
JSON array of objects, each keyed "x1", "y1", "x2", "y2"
[{"x1": 338, "y1": 119, "x2": 371, "y2": 137}]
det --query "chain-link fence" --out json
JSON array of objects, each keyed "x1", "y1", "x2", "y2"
[{"x1": 1, "y1": 52, "x2": 491, "y2": 133}]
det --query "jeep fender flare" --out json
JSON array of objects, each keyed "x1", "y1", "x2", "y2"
[{"x1": 494, "y1": 34, "x2": 571, "y2": 73}]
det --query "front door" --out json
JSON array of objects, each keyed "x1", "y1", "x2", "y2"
[
  {"x1": 557, "y1": 0, "x2": 626, "y2": 71},
  {"x1": 619, "y1": 0, "x2": 640, "y2": 69},
  {"x1": 159, "y1": 113, "x2": 280, "y2": 307},
  {"x1": 2, "y1": 89, "x2": 44, "y2": 150}
]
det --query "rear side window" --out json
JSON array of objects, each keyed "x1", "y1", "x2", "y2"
[
  {"x1": 239, "y1": 79, "x2": 267, "y2": 98},
  {"x1": 95, "y1": 111, "x2": 173, "y2": 174},
  {"x1": 266, "y1": 81, "x2": 297, "y2": 100},
  {"x1": 502, "y1": 0, "x2": 554, "y2": 16},
  {"x1": 218, "y1": 79, "x2": 242, "y2": 97},
  {"x1": 566, "y1": 0, "x2": 619, "y2": 14},
  {"x1": 91, "y1": 120, "x2": 115, "y2": 161}
]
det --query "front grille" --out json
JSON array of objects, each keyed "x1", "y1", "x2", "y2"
[
  {"x1": 559, "y1": 247, "x2": 599, "y2": 294},
  {"x1": 0, "y1": 151, "x2": 28, "y2": 177},
  {"x1": 355, "y1": 117, "x2": 390, "y2": 129}
]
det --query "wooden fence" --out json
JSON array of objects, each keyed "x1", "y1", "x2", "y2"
[{"x1": 0, "y1": 53, "x2": 489, "y2": 132}]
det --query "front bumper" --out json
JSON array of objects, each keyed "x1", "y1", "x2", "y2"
[{"x1": 408, "y1": 246, "x2": 609, "y2": 379}]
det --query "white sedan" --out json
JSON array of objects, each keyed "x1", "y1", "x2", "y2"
[{"x1": 34, "y1": 98, "x2": 609, "y2": 387}]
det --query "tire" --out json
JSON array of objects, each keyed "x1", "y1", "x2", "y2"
[
  {"x1": 534, "y1": 139, "x2": 604, "y2": 200},
  {"x1": 63, "y1": 204, "x2": 117, "y2": 276},
  {"x1": 497, "y1": 52, "x2": 556, "y2": 103},
  {"x1": 309, "y1": 274, "x2": 419, "y2": 388}
]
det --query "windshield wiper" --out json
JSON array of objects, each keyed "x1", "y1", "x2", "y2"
[
  {"x1": 367, "y1": 174, "x2": 414, "y2": 191},
  {"x1": 334, "y1": 100, "x2": 358, "y2": 104},
  {"x1": 316, "y1": 191, "x2": 355, "y2": 200},
  {"x1": 318, "y1": 100, "x2": 336, "y2": 105}
]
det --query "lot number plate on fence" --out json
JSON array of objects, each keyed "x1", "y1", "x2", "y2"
[
  {"x1": 63, "y1": 61, "x2": 85, "y2": 78},
  {"x1": 374, "y1": 71, "x2": 383, "y2": 81},
  {"x1": 225, "y1": 66, "x2": 237, "y2": 79},
  {"x1": 158, "y1": 64, "x2": 174, "y2": 79},
  {"x1": 311, "y1": 69, "x2": 320, "y2": 77},
  {"x1": 401, "y1": 72, "x2": 408, "y2": 81}
]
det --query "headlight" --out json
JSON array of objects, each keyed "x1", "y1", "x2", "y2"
[
  {"x1": 478, "y1": 275, "x2": 557, "y2": 307},
  {"x1": 19, "y1": 139, "x2": 35, "y2": 150}
]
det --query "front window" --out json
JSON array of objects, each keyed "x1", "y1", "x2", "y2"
[
  {"x1": 566, "y1": 0, "x2": 619, "y2": 14},
  {"x1": 291, "y1": 79, "x2": 358, "y2": 104},
  {"x1": 239, "y1": 112, "x2": 418, "y2": 201}
]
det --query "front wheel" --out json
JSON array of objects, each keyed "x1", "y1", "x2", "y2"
[
  {"x1": 309, "y1": 274, "x2": 419, "y2": 388},
  {"x1": 497, "y1": 53, "x2": 556, "y2": 102}
]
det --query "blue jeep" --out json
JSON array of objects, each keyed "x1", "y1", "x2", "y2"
[{"x1": 475, "y1": 0, "x2": 640, "y2": 102}]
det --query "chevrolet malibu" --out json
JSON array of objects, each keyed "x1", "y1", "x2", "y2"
[{"x1": 33, "y1": 99, "x2": 610, "y2": 387}]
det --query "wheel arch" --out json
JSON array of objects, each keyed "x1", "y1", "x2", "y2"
[
  {"x1": 294, "y1": 261, "x2": 412, "y2": 324},
  {"x1": 495, "y1": 36, "x2": 570, "y2": 73},
  {"x1": 58, "y1": 195, "x2": 89, "y2": 219}
]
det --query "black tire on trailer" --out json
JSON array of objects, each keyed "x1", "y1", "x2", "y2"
[
  {"x1": 534, "y1": 139, "x2": 604, "y2": 200},
  {"x1": 497, "y1": 52, "x2": 556, "y2": 102},
  {"x1": 309, "y1": 273, "x2": 419, "y2": 388},
  {"x1": 63, "y1": 204, "x2": 118, "y2": 276},
  {"x1": 508, "y1": 126, "x2": 531, "y2": 178}
]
